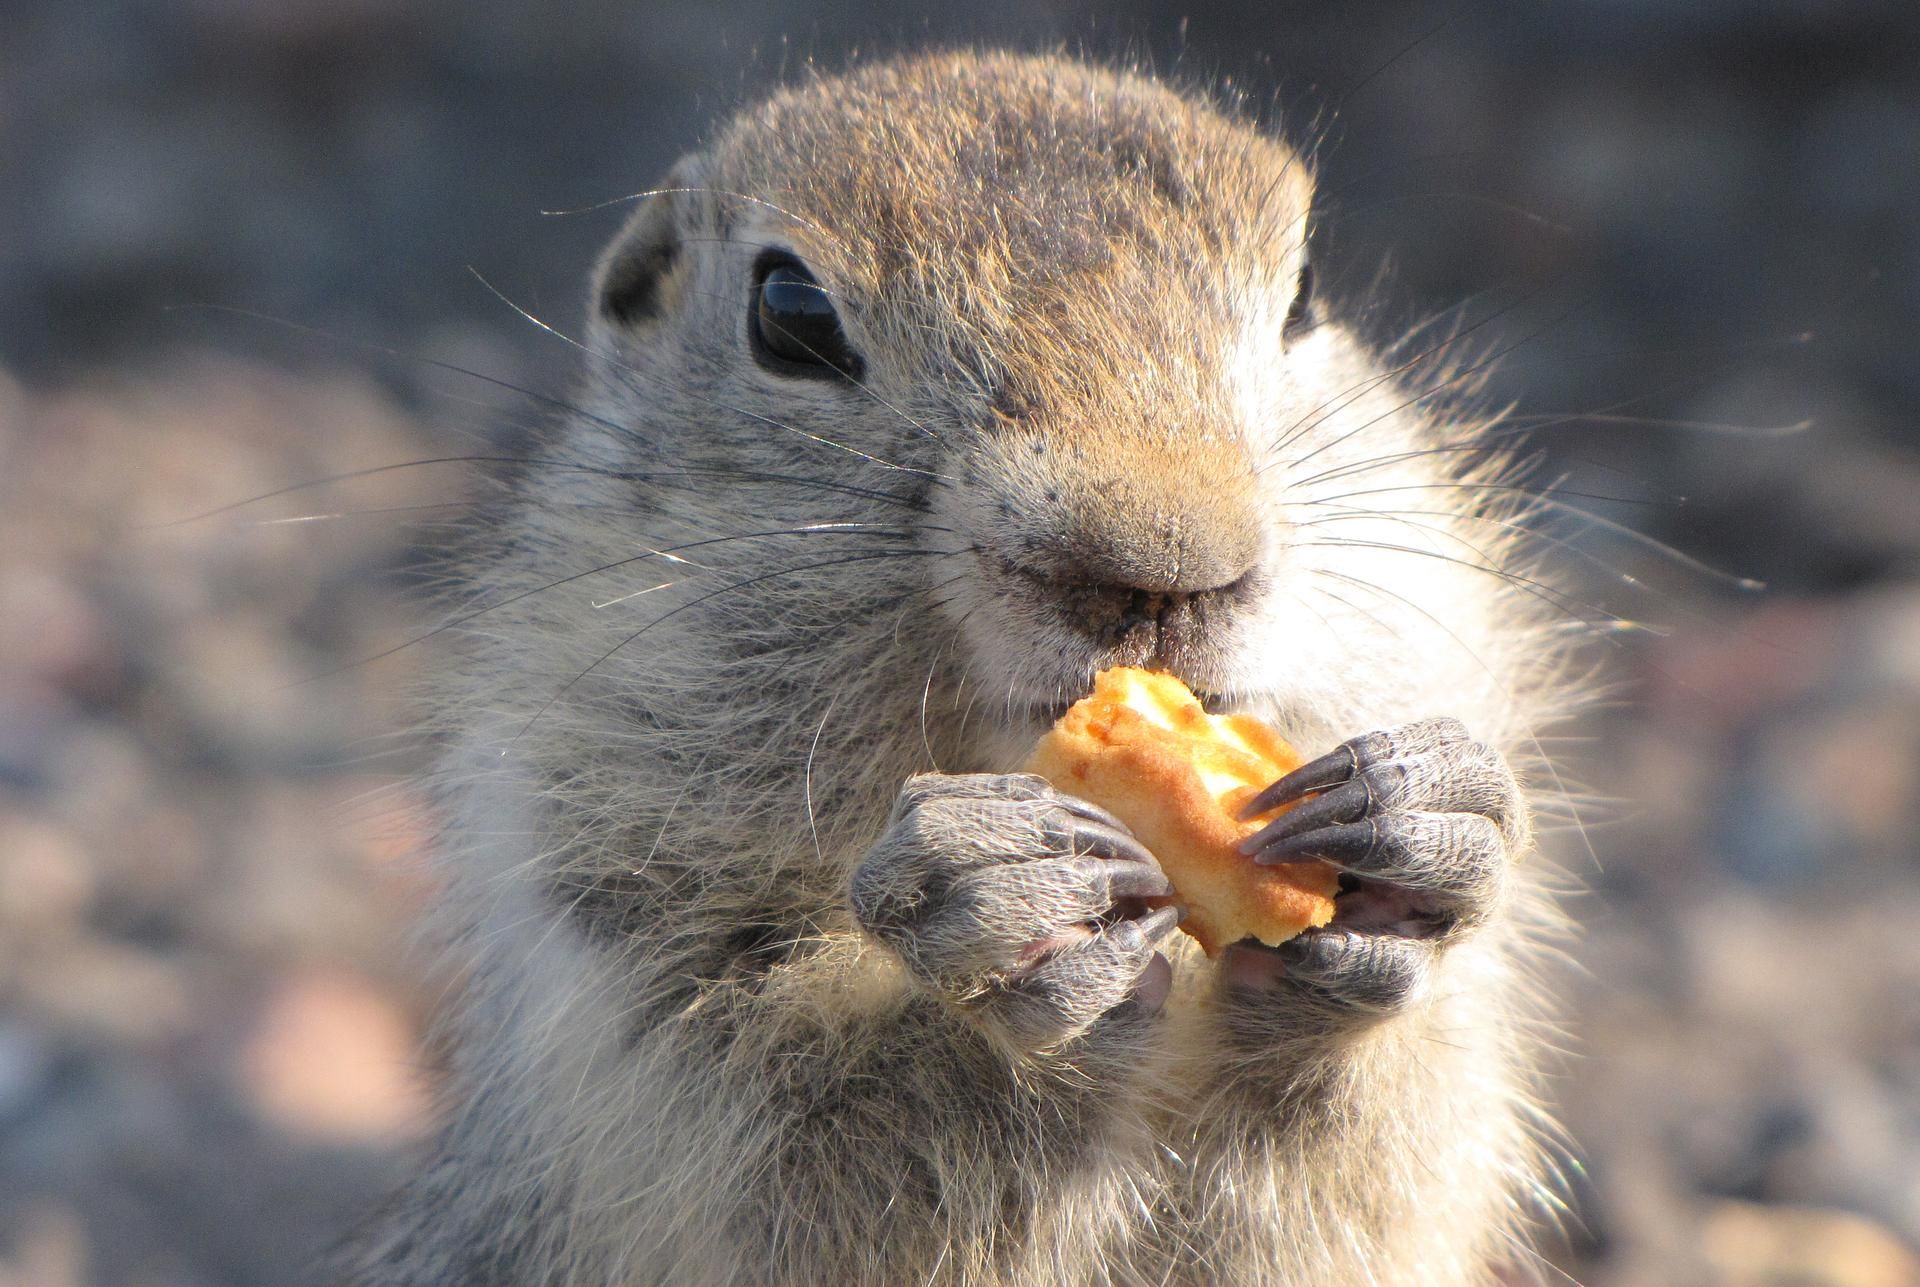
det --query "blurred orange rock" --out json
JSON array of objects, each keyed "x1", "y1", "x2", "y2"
[
  {"x1": 0, "y1": 1201, "x2": 88, "y2": 1287},
  {"x1": 1700, "y1": 1200, "x2": 1920, "y2": 1287},
  {"x1": 240, "y1": 967, "x2": 434, "y2": 1146},
  {"x1": 0, "y1": 815, "x2": 95, "y2": 928}
]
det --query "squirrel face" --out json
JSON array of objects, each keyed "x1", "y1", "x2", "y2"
[{"x1": 582, "y1": 53, "x2": 1452, "y2": 735}]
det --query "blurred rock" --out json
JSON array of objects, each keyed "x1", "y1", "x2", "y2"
[
  {"x1": 0, "y1": 1026, "x2": 57, "y2": 1129},
  {"x1": 0, "y1": 1201, "x2": 88, "y2": 1287},
  {"x1": 0, "y1": 816, "x2": 94, "y2": 930},
  {"x1": 1700, "y1": 1200, "x2": 1920, "y2": 1287},
  {"x1": 240, "y1": 968, "x2": 433, "y2": 1147}
]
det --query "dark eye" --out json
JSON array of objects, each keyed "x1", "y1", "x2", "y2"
[
  {"x1": 1283, "y1": 262, "x2": 1314, "y2": 340},
  {"x1": 751, "y1": 256, "x2": 863, "y2": 380}
]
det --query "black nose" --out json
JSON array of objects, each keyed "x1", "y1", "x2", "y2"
[{"x1": 1035, "y1": 564, "x2": 1259, "y2": 663}]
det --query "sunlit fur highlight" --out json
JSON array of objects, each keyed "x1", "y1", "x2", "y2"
[{"x1": 344, "y1": 51, "x2": 1591, "y2": 1284}]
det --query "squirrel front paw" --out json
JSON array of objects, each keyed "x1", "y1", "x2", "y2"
[
  {"x1": 850, "y1": 772, "x2": 1181, "y2": 1051},
  {"x1": 1223, "y1": 717, "x2": 1527, "y2": 1019}
]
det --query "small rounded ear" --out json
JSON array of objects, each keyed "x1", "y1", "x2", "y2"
[{"x1": 589, "y1": 154, "x2": 705, "y2": 334}]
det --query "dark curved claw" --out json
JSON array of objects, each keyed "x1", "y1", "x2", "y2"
[
  {"x1": 1059, "y1": 856, "x2": 1176, "y2": 902},
  {"x1": 1244, "y1": 810, "x2": 1506, "y2": 923},
  {"x1": 1247, "y1": 818, "x2": 1380, "y2": 867},
  {"x1": 1238, "y1": 778, "x2": 1371, "y2": 855},
  {"x1": 1237, "y1": 744, "x2": 1358, "y2": 819},
  {"x1": 1052, "y1": 794, "x2": 1135, "y2": 833},
  {"x1": 1057, "y1": 817, "x2": 1159, "y2": 868},
  {"x1": 1105, "y1": 904, "x2": 1184, "y2": 952}
]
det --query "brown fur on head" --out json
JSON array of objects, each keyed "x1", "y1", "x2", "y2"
[
  {"x1": 571, "y1": 52, "x2": 1535, "y2": 750},
  {"x1": 597, "y1": 52, "x2": 1312, "y2": 373}
]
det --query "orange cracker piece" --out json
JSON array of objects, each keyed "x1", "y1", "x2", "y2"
[{"x1": 1025, "y1": 667, "x2": 1339, "y2": 956}]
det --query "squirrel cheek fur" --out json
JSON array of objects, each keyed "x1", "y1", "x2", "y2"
[{"x1": 345, "y1": 52, "x2": 1586, "y2": 1285}]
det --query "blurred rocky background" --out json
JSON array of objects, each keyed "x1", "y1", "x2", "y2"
[{"x1": 1, "y1": 1, "x2": 1916, "y2": 1284}]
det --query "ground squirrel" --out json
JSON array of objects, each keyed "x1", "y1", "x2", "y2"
[{"x1": 344, "y1": 50, "x2": 1585, "y2": 1284}]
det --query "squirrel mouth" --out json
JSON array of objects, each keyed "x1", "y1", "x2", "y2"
[
  {"x1": 1028, "y1": 698, "x2": 1077, "y2": 725},
  {"x1": 1021, "y1": 682, "x2": 1232, "y2": 728}
]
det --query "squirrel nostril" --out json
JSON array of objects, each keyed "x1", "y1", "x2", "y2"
[
  {"x1": 1120, "y1": 588, "x2": 1199, "y2": 629},
  {"x1": 1117, "y1": 588, "x2": 1158, "y2": 634},
  {"x1": 1022, "y1": 570, "x2": 1252, "y2": 653},
  {"x1": 988, "y1": 487, "x2": 1264, "y2": 653}
]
